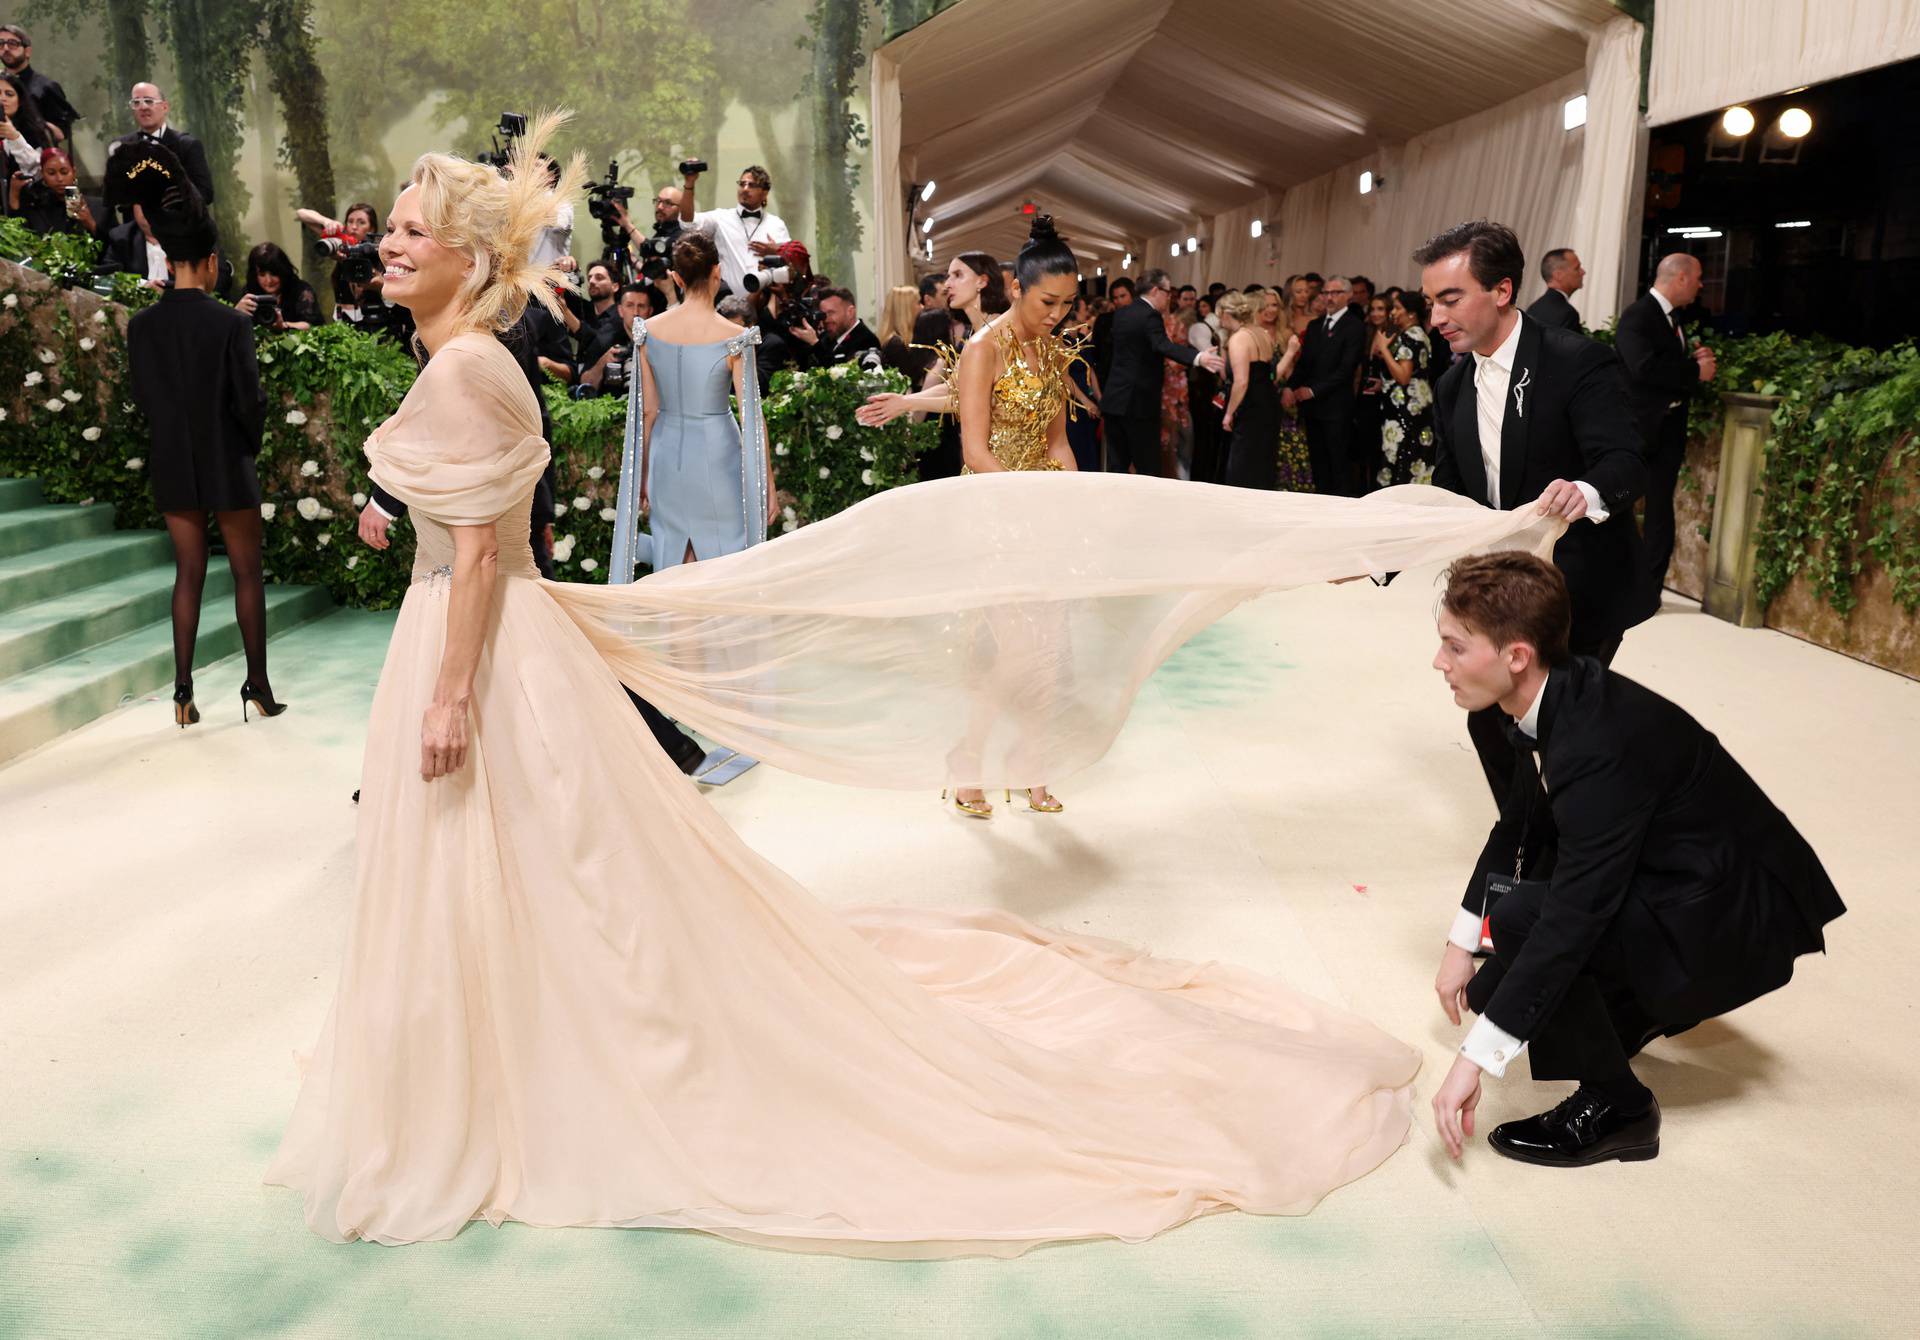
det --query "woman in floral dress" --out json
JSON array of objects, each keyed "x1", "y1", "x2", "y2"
[
  {"x1": 1368, "y1": 289, "x2": 1437, "y2": 488},
  {"x1": 1158, "y1": 304, "x2": 1191, "y2": 476},
  {"x1": 1262, "y1": 284, "x2": 1314, "y2": 491}
]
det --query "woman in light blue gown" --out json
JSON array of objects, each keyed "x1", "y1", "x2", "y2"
[{"x1": 616, "y1": 230, "x2": 776, "y2": 574}]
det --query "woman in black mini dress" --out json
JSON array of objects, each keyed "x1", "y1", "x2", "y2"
[{"x1": 120, "y1": 142, "x2": 284, "y2": 727}]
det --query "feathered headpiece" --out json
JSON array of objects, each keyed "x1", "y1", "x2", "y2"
[
  {"x1": 105, "y1": 137, "x2": 217, "y2": 261},
  {"x1": 404, "y1": 109, "x2": 587, "y2": 334}
]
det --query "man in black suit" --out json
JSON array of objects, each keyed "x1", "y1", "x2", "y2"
[
  {"x1": 101, "y1": 212, "x2": 169, "y2": 285},
  {"x1": 1525, "y1": 247, "x2": 1584, "y2": 333},
  {"x1": 1615, "y1": 253, "x2": 1717, "y2": 606},
  {"x1": 1091, "y1": 277, "x2": 1133, "y2": 386},
  {"x1": 0, "y1": 26, "x2": 77, "y2": 146},
  {"x1": 1285, "y1": 275, "x2": 1367, "y2": 495},
  {"x1": 1416, "y1": 219, "x2": 1649, "y2": 804},
  {"x1": 1428, "y1": 553, "x2": 1843, "y2": 1167},
  {"x1": 1100, "y1": 268, "x2": 1224, "y2": 476},
  {"x1": 108, "y1": 83, "x2": 215, "y2": 208},
  {"x1": 796, "y1": 287, "x2": 882, "y2": 370}
]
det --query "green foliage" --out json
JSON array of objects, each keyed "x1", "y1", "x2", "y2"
[
  {"x1": 1745, "y1": 339, "x2": 1920, "y2": 615},
  {"x1": 1597, "y1": 317, "x2": 1920, "y2": 617},
  {"x1": 0, "y1": 217, "x2": 106, "y2": 287},
  {"x1": 764, "y1": 363, "x2": 933, "y2": 528}
]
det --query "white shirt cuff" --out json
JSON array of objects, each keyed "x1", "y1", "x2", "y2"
[
  {"x1": 1574, "y1": 480, "x2": 1608, "y2": 523},
  {"x1": 1446, "y1": 906, "x2": 1484, "y2": 954},
  {"x1": 367, "y1": 497, "x2": 396, "y2": 520},
  {"x1": 1461, "y1": 1015, "x2": 1526, "y2": 1078}
]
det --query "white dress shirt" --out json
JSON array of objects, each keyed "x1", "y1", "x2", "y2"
[
  {"x1": 4, "y1": 132, "x2": 38, "y2": 178},
  {"x1": 690, "y1": 204, "x2": 790, "y2": 298},
  {"x1": 530, "y1": 201, "x2": 575, "y2": 270},
  {"x1": 1648, "y1": 286, "x2": 1686, "y2": 344},
  {"x1": 143, "y1": 235, "x2": 170, "y2": 287},
  {"x1": 1448, "y1": 673, "x2": 1549, "y2": 1078},
  {"x1": 1471, "y1": 314, "x2": 1606, "y2": 520},
  {"x1": 1321, "y1": 304, "x2": 1351, "y2": 334}
]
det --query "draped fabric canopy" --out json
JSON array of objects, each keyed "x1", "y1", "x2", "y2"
[
  {"x1": 1646, "y1": 0, "x2": 1920, "y2": 127},
  {"x1": 871, "y1": 0, "x2": 1619, "y2": 289}
]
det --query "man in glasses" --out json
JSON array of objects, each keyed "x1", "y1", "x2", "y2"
[
  {"x1": 0, "y1": 25, "x2": 77, "y2": 149},
  {"x1": 107, "y1": 82, "x2": 215, "y2": 207}
]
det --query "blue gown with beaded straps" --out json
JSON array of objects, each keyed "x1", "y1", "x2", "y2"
[{"x1": 626, "y1": 320, "x2": 767, "y2": 572}]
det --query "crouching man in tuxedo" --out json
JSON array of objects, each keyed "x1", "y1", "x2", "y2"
[{"x1": 1428, "y1": 552, "x2": 1844, "y2": 1167}]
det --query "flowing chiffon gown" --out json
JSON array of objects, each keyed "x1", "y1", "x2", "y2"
[{"x1": 266, "y1": 331, "x2": 1564, "y2": 1256}]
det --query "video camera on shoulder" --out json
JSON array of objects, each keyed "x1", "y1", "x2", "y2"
[{"x1": 477, "y1": 112, "x2": 527, "y2": 170}]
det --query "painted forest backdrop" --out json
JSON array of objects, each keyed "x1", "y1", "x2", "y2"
[{"x1": 23, "y1": 0, "x2": 956, "y2": 302}]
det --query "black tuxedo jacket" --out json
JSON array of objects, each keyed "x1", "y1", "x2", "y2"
[
  {"x1": 1100, "y1": 299, "x2": 1198, "y2": 419},
  {"x1": 109, "y1": 127, "x2": 216, "y2": 205},
  {"x1": 101, "y1": 219, "x2": 164, "y2": 277},
  {"x1": 1432, "y1": 315, "x2": 1649, "y2": 648},
  {"x1": 1524, "y1": 287, "x2": 1582, "y2": 333},
  {"x1": 814, "y1": 319, "x2": 881, "y2": 369},
  {"x1": 1467, "y1": 657, "x2": 1844, "y2": 1043},
  {"x1": 1612, "y1": 292, "x2": 1700, "y2": 442},
  {"x1": 1287, "y1": 307, "x2": 1366, "y2": 420}
]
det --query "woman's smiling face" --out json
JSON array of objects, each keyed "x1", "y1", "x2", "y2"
[{"x1": 377, "y1": 185, "x2": 471, "y2": 316}]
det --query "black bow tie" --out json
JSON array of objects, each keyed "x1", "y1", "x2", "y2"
[
  {"x1": 1500, "y1": 717, "x2": 1539, "y2": 753},
  {"x1": 739, "y1": 208, "x2": 761, "y2": 220}
]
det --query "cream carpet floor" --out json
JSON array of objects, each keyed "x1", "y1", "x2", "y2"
[{"x1": 2, "y1": 564, "x2": 1913, "y2": 1339}]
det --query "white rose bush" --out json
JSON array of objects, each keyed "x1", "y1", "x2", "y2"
[{"x1": 760, "y1": 365, "x2": 932, "y2": 531}]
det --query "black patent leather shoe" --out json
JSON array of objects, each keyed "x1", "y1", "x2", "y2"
[{"x1": 1489, "y1": 1089, "x2": 1660, "y2": 1167}]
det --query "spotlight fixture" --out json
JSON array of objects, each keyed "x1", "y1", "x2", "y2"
[
  {"x1": 1122, "y1": 252, "x2": 1133, "y2": 269},
  {"x1": 1171, "y1": 241, "x2": 1182, "y2": 257},
  {"x1": 1721, "y1": 105, "x2": 1756, "y2": 136},
  {"x1": 1563, "y1": 94, "x2": 1588, "y2": 131},
  {"x1": 1358, "y1": 170, "x2": 1374, "y2": 195},
  {"x1": 920, "y1": 180, "x2": 936, "y2": 202},
  {"x1": 1186, "y1": 236, "x2": 1198, "y2": 251},
  {"x1": 1096, "y1": 266, "x2": 1104, "y2": 277},
  {"x1": 1250, "y1": 218, "x2": 1263, "y2": 238},
  {"x1": 1775, "y1": 219, "x2": 1812, "y2": 229},
  {"x1": 1685, "y1": 230, "x2": 1724, "y2": 239},
  {"x1": 924, "y1": 237, "x2": 933, "y2": 260},
  {"x1": 1778, "y1": 107, "x2": 1812, "y2": 138},
  {"x1": 920, "y1": 216, "x2": 933, "y2": 235}
]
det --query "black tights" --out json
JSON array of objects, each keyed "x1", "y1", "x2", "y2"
[{"x1": 164, "y1": 509, "x2": 270, "y2": 692}]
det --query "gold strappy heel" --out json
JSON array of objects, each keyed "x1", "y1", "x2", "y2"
[
  {"x1": 941, "y1": 788, "x2": 994, "y2": 819},
  {"x1": 1006, "y1": 788, "x2": 1064, "y2": 814}
]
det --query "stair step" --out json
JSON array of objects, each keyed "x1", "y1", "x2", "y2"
[
  {"x1": 0, "y1": 563, "x2": 237, "y2": 681},
  {"x1": 0, "y1": 504, "x2": 116, "y2": 560},
  {"x1": 0, "y1": 584, "x2": 334, "y2": 764},
  {"x1": 0, "y1": 477, "x2": 45, "y2": 511},
  {"x1": 0, "y1": 532, "x2": 176, "y2": 615}
]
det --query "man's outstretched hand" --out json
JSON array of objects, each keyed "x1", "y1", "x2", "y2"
[{"x1": 1432, "y1": 1055, "x2": 1484, "y2": 1160}]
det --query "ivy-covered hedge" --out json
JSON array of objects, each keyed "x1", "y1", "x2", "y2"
[
  {"x1": 1594, "y1": 321, "x2": 1918, "y2": 617},
  {"x1": 0, "y1": 247, "x2": 934, "y2": 609}
]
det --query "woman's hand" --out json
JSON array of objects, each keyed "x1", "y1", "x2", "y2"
[
  {"x1": 0, "y1": 116, "x2": 17, "y2": 142},
  {"x1": 856, "y1": 393, "x2": 906, "y2": 427},
  {"x1": 235, "y1": 293, "x2": 258, "y2": 318},
  {"x1": 1221, "y1": 411, "x2": 1235, "y2": 432},
  {"x1": 421, "y1": 697, "x2": 471, "y2": 781}
]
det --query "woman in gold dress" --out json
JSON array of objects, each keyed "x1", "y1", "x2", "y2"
[{"x1": 942, "y1": 215, "x2": 1082, "y2": 818}]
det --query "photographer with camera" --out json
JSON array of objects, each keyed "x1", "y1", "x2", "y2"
[
  {"x1": 574, "y1": 282, "x2": 653, "y2": 398},
  {"x1": 677, "y1": 160, "x2": 788, "y2": 298},
  {"x1": 608, "y1": 182, "x2": 685, "y2": 286},
  {"x1": 567, "y1": 261, "x2": 622, "y2": 363},
  {"x1": 295, "y1": 200, "x2": 382, "y2": 305},
  {"x1": 9, "y1": 146, "x2": 100, "y2": 238},
  {"x1": 794, "y1": 287, "x2": 881, "y2": 370},
  {"x1": 235, "y1": 242, "x2": 319, "y2": 332}
]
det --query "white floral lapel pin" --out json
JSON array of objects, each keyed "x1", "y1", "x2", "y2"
[{"x1": 1512, "y1": 367, "x2": 1532, "y2": 419}]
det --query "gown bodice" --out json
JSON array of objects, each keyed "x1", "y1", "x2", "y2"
[
  {"x1": 972, "y1": 323, "x2": 1073, "y2": 473},
  {"x1": 410, "y1": 497, "x2": 539, "y2": 586}
]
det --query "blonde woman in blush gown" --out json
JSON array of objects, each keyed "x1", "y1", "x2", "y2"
[{"x1": 266, "y1": 115, "x2": 1572, "y2": 1258}]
